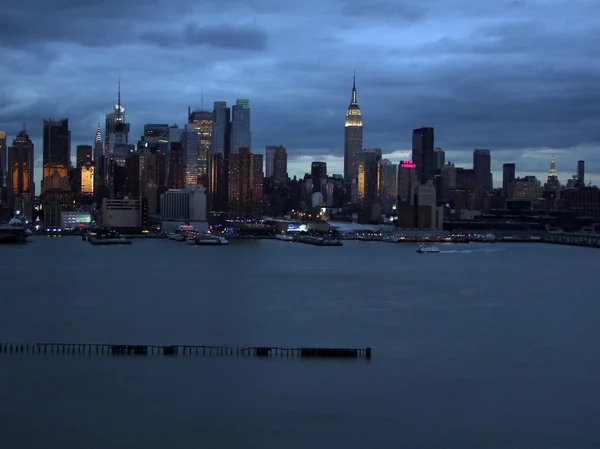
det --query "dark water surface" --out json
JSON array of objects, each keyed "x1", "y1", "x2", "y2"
[{"x1": 1, "y1": 237, "x2": 599, "y2": 448}]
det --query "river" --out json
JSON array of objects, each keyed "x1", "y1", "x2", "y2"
[{"x1": 0, "y1": 237, "x2": 599, "y2": 448}]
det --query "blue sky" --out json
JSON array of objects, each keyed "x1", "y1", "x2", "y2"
[{"x1": 1, "y1": 0, "x2": 599, "y2": 188}]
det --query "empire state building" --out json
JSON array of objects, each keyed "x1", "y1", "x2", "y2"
[{"x1": 344, "y1": 73, "x2": 363, "y2": 184}]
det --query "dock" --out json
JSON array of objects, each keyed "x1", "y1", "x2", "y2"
[{"x1": 0, "y1": 343, "x2": 371, "y2": 359}]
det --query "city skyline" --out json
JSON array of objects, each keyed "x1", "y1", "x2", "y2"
[{"x1": 1, "y1": 0, "x2": 599, "y2": 189}]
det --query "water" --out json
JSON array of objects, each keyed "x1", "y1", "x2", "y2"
[{"x1": 1, "y1": 237, "x2": 599, "y2": 448}]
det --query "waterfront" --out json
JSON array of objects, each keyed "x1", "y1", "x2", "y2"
[{"x1": 1, "y1": 237, "x2": 599, "y2": 448}]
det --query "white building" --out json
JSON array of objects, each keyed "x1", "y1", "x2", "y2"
[{"x1": 102, "y1": 198, "x2": 141, "y2": 228}]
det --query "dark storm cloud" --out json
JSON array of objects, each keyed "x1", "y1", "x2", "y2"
[
  {"x1": 1, "y1": 0, "x2": 600, "y2": 186},
  {"x1": 141, "y1": 24, "x2": 268, "y2": 51}
]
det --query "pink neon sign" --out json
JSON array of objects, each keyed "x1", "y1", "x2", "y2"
[{"x1": 401, "y1": 160, "x2": 416, "y2": 169}]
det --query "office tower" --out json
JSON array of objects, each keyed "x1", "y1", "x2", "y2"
[
  {"x1": 265, "y1": 145, "x2": 287, "y2": 185},
  {"x1": 7, "y1": 127, "x2": 34, "y2": 199},
  {"x1": 105, "y1": 81, "x2": 130, "y2": 195},
  {"x1": 0, "y1": 130, "x2": 6, "y2": 202},
  {"x1": 167, "y1": 141, "x2": 185, "y2": 189},
  {"x1": 577, "y1": 160, "x2": 585, "y2": 187},
  {"x1": 412, "y1": 127, "x2": 434, "y2": 184},
  {"x1": 80, "y1": 162, "x2": 94, "y2": 196},
  {"x1": 183, "y1": 123, "x2": 199, "y2": 186},
  {"x1": 42, "y1": 118, "x2": 71, "y2": 226},
  {"x1": 76, "y1": 145, "x2": 92, "y2": 167},
  {"x1": 397, "y1": 160, "x2": 417, "y2": 204},
  {"x1": 230, "y1": 99, "x2": 251, "y2": 154},
  {"x1": 433, "y1": 147, "x2": 445, "y2": 172},
  {"x1": 42, "y1": 118, "x2": 70, "y2": 195},
  {"x1": 208, "y1": 102, "x2": 230, "y2": 216},
  {"x1": 228, "y1": 147, "x2": 263, "y2": 220},
  {"x1": 381, "y1": 159, "x2": 397, "y2": 214},
  {"x1": 473, "y1": 149, "x2": 492, "y2": 191},
  {"x1": 311, "y1": 161, "x2": 327, "y2": 194},
  {"x1": 211, "y1": 101, "x2": 230, "y2": 155},
  {"x1": 265, "y1": 146, "x2": 277, "y2": 178},
  {"x1": 502, "y1": 163, "x2": 516, "y2": 194},
  {"x1": 188, "y1": 109, "x2": 213, "y2": 185},
  {"x1": 357, "y1": 148, "x2": 382, "y2": 220},
  {"x1": 208, "y1": 151, "x2": 227, "y2": 215},
  {"x1": 344, "y1": 73, "x2": 363, "y2": 185}
]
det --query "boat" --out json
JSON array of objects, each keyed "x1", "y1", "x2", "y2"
[
  {"x1": 167, "y1": 233, "x2": 177, "y2": 240},
  {"x1": 276, "y1": 234, "x2": 294, "y2": 242},
  {"x1": 174, "y1": 234, "x2": 185, "y2": 241},
  {"x1": 382, "y1": 235, "x2": 397, "y2": 243},
  {"x1": 191, "y1": 235, "x2": 228, "y2": 245},
  {"x1": 186, "y1": 237, "x2": 196, "y2": 245},
  {"x1": 87, "y1": 228, "x2": 132, "y2": 245},
  {"x1": 417, "y1": 245, "x2": 440, "y2": 253}
]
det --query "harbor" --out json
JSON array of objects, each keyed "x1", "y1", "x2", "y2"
[{"x1": 0, "y1": 342, "x2": 371, "y2": 359}]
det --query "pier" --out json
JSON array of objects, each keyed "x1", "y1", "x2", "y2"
[{"x1": 0, "y1": 343, "x2": 371, "y2": 359}]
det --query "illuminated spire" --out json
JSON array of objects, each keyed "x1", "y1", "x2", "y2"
[
  {"x1": 117, "y1": 76, "x2": 121, "y2": 110},
  {"x1": 95, "y1": 123, "x2": 102, "y2": 143},
  {"x1": 345, "y1": 71, "x2": 362, "y2": 127},
  {"x1": 549, "y1": 154, "x2": 557, "y2": 178}
]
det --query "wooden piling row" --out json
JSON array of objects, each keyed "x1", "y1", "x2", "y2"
[{"x1": 0, "y1": 343, "x2": 371, "y2": 359}]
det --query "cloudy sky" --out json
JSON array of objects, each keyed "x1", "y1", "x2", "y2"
[{"x1": 1, "y1": 0, "x2": 600, "y2": 189}]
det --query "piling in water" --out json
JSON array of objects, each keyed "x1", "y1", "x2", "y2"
[{"x1": 0, "y1": 343, "x2": 372, "y2": 360}]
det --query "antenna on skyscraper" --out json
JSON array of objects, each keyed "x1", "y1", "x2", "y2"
[
  {"x1": 117, "y1": 76, "x2": 121, "y2": 110},
  {"x1": 201, "y1": 83, "x2": 204, "y2": 110}
]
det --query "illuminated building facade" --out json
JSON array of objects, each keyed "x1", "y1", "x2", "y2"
[
  {"x1": 228, "y1": 147, "x2": 263, "y2": 220},
  {"x1": 344, "y1": 73, "x2": 363, "y2": 186},
  {"x1": 184, "y1": 123, "x2": 199, "y2": 186},
  {"x1": 81, "y1": 162, "x2": 94, "y2": 195},
  {"x1": 188, "y1": 109, "x2": 213, "y2": 185},
  {"x1": 7, "y1": 128, "x2": 34, "y2": 218},
  {"x1": 42, "y1": 118, "x2": 70, "y2": 195}
]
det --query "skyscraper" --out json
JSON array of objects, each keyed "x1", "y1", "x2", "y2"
[
  {"x1": 228, "y1": 147, "x2": 263, "y2": 220},
  {"x1": 265, "y1": 145, "x2": 287, "y2": 184},
  {"x1": 7, "y1": 128, "x2": 34, "y2": 200},
  {"x1": 397, "y1": 160, "x2": 418, "y2": 205},
  {"x1": 344, "y1": 73, "x2": 363, "y2": 185},
  {"x1": 230, "y1": 99, "x2": 251, "y2": 154},
  {"x1": 577, "y1": 160, "x2": 585, "y2": 187},
  {"x1": 105, "y1": 81, "x2": 130, "y2": 196},
  {"x1": 433, "y1": 147, "x2": 445, "y2": 172},
  {"x1": 211, "y1": 101, "x2": 230, "y2": 155},
  {"x1": 502, "y1": 163, "x2": 515, "y2": 194},
  {"x1": 184, "y1": 123, "x2": 199, "y2": 186},
  {"x1": 357, "y1": 148, "x2": 382, "y2": 221},
  {"x1": 42, "y1": 118, "x2": 70, "y2": 194},
  {"x1": 76, "y1": 145, "x2": 92, "y2": 167},
  {"x1": 188, "y1": 108, "x2": 213, "y2": 185},
  {"x1": 381, "y1": 159, "x2": 397, "y2": 214},
  {"x1": 311, "y1": 161, "x2": 327, "y2": 194},
  {"x1": 208, "y1": 102, "x2": 230, "y2": 217},
  {"x1": 473, "y1": 149, "x2": 492, "y2": 191},
  {"x1": 0, "y1": 130, "x2": 6, "y2": 202},
  {"x1": 412, "y1": 127, "x2": 434, "y2": 184}
]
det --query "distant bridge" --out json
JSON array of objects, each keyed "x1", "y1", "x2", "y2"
[{"x1": 0, "y1": 343, "x2": 371, "y2": 360}]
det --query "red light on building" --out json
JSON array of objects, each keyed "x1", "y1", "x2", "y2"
[{"x1": 401, "y1": 160, "x2": 416, "y2": 169}]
